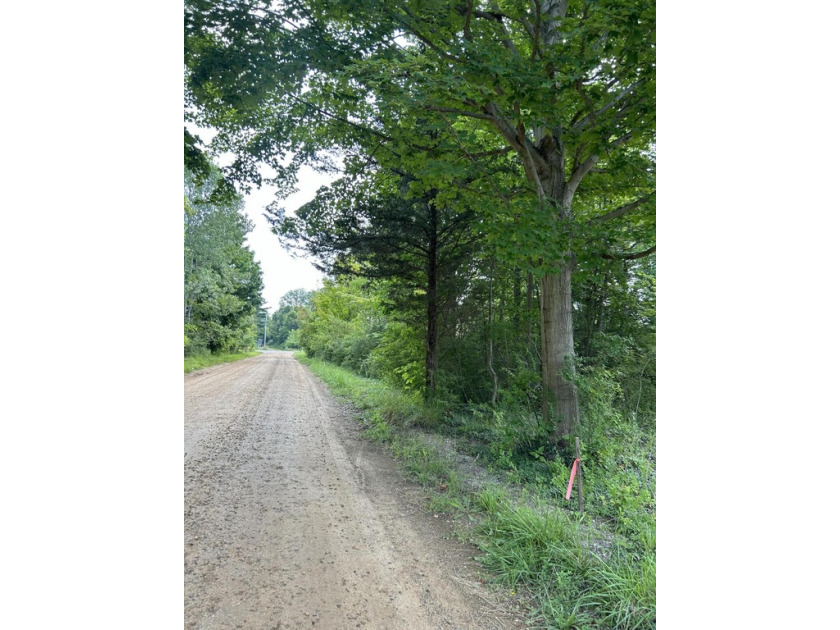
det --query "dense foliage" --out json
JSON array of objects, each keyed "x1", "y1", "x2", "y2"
[
  {"x1": 266, "y1": 288, "x2": 313, "y2": 348},
  {"x1": 185, "y1": 0, "x2": 655, "y2": 441},
  {"x1": 298, "y1": 258, "x2": 654, "y2": 434},
  {"x1": 184, "y1": 168, "x2": 264, "y2": 356}
]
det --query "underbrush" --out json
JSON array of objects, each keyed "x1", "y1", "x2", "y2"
[
  {"x1": 184, "y1": 350, "x2": 259, "y2": 373},
  {"x1": 296, "y1": 352, "x2": 655, "y2": 629}
]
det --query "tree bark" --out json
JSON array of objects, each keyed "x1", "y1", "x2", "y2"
[
  {"x1": 539, "y1": 263, "x2": 579, "y2": 443},
  {"x1": 536, "y1": 171, "x2": 581, "y2": 444}
]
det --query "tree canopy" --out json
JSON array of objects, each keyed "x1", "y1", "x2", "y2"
[{"x1": 184, "y1": 0, "x2": 655, "y2": 443}]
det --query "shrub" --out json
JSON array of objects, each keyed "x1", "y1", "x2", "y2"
[{"x1": 369, "y1": 321, "x2": 425, "y2": 393}]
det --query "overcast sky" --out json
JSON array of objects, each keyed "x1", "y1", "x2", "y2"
[{"x1": 241, "y1": 166, "x2": 334, "y2": 313}]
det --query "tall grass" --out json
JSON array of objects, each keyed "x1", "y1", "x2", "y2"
[
  {"x1": 475, "y1": 500, "x2": 655, "y2": 629},
  {"x1": 296, "y1": 352, "x2": 441, "y2": 428},
  {"x1": 184, "y1": 351, "x2": 259, "y2": 373}
]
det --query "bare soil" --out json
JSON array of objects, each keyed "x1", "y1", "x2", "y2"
[{"x1": 184, "y1": 351, "x2": 527, "y2": 629}]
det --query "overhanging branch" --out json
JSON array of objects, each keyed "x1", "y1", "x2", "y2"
[
  {"x1": 425, "y1": 106, "x2": 495, "y2": 121},
  {"x1": 601, "y1": 245, "x2": 656, "y2": 260},
  {"x1": 589, "y1": 191, "x2": 655, "y2": 224}
]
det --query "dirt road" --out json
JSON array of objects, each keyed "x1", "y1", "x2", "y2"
[{"x1": 184, "y1": 351, "x2": 524, "y2": 629}]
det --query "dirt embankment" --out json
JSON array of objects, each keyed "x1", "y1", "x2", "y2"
[{"x1": 184, "y1": 351, "x2": 526, "y2": 629}]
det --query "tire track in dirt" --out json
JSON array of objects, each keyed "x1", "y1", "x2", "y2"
[{"x1": 184, "y1": 351, "x2": 525, "y2": 630}]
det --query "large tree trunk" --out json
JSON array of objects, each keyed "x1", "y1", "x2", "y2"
[
  {"x1": 535, "y1": 167, "x2": 581, "y2": 443},
  {"x1": 539, "y1": 263, "x2": 579, "y2": 443},
  {"x1": 483, "y1": 15, "x2": 587, "y2": 442}
]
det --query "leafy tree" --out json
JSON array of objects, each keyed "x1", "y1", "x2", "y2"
[
  {"x1": 370, "y1": 1, "x2": 655, "y2": 442},
  {"x1": 278, "y1": 288, "x2": 313, "y2": 309},
  {"x1": 273, "y1": 169, "x2": 481, "y2": 398},
  {"x1": 267, "y1": 289, "x2": 313, "y2": 347},
  {"x1": 184, "y1": 0, "x2": 655, "y2": 444},
  {"x1": 184, "y1": 167, "x2": 264, "y2": 355}
]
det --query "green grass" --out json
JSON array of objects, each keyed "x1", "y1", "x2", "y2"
[
  {"x1": 295, "y1": 351, "x2": 655, "y2": 629},
  {"x1": 392, "y1": 436, "x2": 461, "y2": 489},
  {"x1": 184, "y1": 351, "x2": 259, "y2": 373},
  {"x1": 295, "y1": 352, "x2": 436, "y2": 428},
  {"x1": 475, "y1": 501, "x2": 655, "y2": 629}
]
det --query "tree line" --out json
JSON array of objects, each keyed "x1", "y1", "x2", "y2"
[
  {"x1": 184, "y1": 0, "x2": 655, "y2": 449},
  {"x1": 184, "y1": 167, "x2": 264, "y2": 357}
]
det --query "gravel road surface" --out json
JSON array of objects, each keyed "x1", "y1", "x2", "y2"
[{"x1": 184, "y1": 351, "x2": 525, "y2": 629}]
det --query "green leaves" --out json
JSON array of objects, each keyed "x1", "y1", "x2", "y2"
[
  {"x1": 185, "y1": 0, "x2": 655, "y2": 441},
  {"x1": 184, "y1": 166, "x2": 264, "y2": 355}
]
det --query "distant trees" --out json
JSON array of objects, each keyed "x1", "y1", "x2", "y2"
[
  {"x1": 184, "y1": 168, "x2": 264, "y2": 356},
  {"x1": 266, "y1": 289, "x2": 313, "y2": 348}
]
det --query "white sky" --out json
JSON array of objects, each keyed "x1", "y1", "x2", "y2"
[
  {"x1": 241, "y1": 167, "x2": 333, "y2": 313},
  {"x1": 187, "y1": 122, "x2": 334, "y2": 313}
]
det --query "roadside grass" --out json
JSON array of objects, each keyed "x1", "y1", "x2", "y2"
[
  {"x1": 474, "y1": 499, "x2": 655, "y2": 629},
  {"x1": 184, "y1": 351, "x2": 260, "y2": 373},
  {"x1": 296, "y1": 352, "x2": 655, "y2": 629},
  {"x1": 295, "y1": 352, "x2": 436, "y2": 431}
]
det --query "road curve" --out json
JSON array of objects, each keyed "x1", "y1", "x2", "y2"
[{"x1": 184, "y1": 351, "x2": 523, "y2": 630}]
